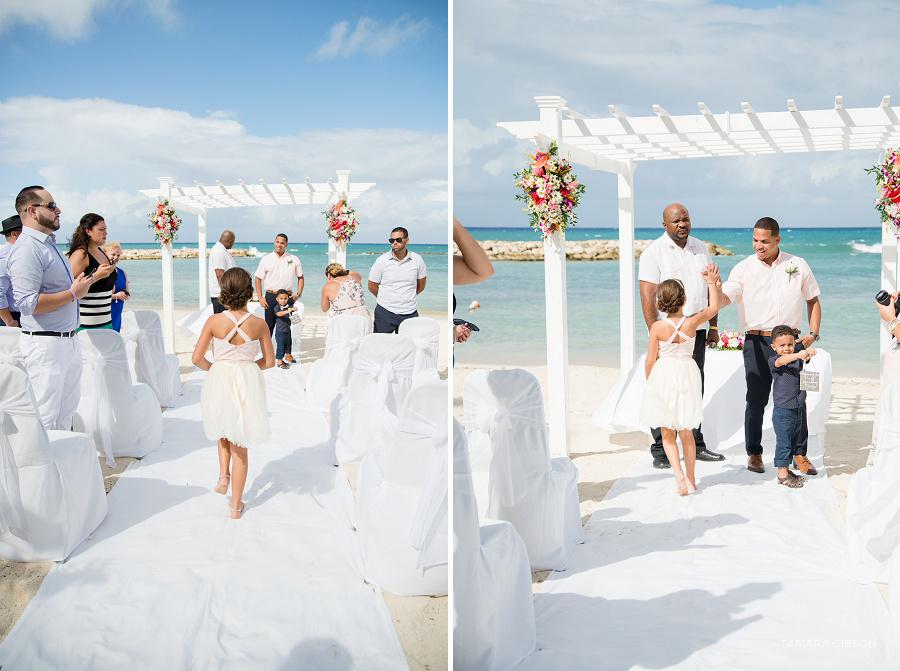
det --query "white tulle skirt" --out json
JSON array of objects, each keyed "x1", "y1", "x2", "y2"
[
  {"x1": 201, "y1": 361, "x2": 270, "y2": 447},
  {"x1": 639, "y1": 357, "x2": 704, "y2": 431}
]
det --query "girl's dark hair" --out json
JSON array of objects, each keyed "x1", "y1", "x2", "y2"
[
  {"x1": 219, "y1": 267, "x2": 254, "y2": 310},
  {"x1": 67, "y1": 213, "x2": 105, "y2": 257},
  {"x1": 657, "y1": 279, "x2": 686, "y2": 314}
]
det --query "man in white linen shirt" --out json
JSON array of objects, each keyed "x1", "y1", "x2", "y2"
[
  {"x1": 368, "y1": 226, "x2": 427, "y2": 333},
  {"x1": 0, "y1": 214, "x2": 23, "y2": 327},
  {"x1": 254, "y1": 233, "x2": 304, "y2": 360},
  {"x1": 7, "y1": 186, "x2": 93, "y2": 430},
  {"x1": 209, "y1": 229, "x2": 236, "y2": 314},
  {"x1": 639, "y1": 203, "x2": 726, "y2": 468},
  {"x1": 720, "y1": 217, "x2": 822, "y2": 476}
]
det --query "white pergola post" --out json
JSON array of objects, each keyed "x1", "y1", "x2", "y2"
[
  {"x1": 197, "y1": 208, "x2": 208, "y2": 309},
  {"x1": 880, "y1": 227, "x2": 899, "y2": 376},
  {"x1": 159, "y1": 177, "x2": 176, "y2": 353},
  {"x1": 618, "y1": 163, "x2": 636, "y2": 371},
  {"x1": 336, "y1": 169, "x2": 351, "y2": 268},
  {"x1": 328, "y1": 239, "x2": 337, "y2": 264},
  {"x1": 536, "y1": 95, "x2": 571, "y2": 456}
]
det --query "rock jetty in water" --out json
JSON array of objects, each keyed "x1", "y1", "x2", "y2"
[
  {"x1": 458, "y1": 239, "x2": 733, "y2": 261},
  {"x1": 119, "y1": 248, "x2": 257, "y2": 261}
]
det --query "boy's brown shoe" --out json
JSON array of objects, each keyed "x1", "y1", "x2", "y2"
[
  {"x1": 747, "y1": 454, "x2": 765, "y2": 473},
  {"x1": 793, "y1": 455, "x2": 818, "y2": 476}
]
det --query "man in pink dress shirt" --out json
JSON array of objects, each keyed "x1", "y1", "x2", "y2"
[{"x1": 720, "y1": 217, "x2": 822, "y2": 476}]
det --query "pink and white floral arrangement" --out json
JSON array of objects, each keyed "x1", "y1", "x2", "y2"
[
  {"x1": 716, "y1": 330, "x2": 745, "y2": 351},
  {"x1": 866, "y1": 148, "x2": 900, "y2": 238},
  {"x1": 514, "y1": 141, "x2": 586, "y2": 239},
  {"x1": 148, "y1": 199, "x2": 180, "y2": 244},
  {"x1": 325, "y1": 199, "x2": 358, "y2": 245}
]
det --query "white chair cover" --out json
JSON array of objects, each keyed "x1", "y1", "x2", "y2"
[
  {"x1": 121, "y1": 310, "x2": 182, "y2": 407},
  {"x1": 846, "y1": 378, "x2": 900, "y2": 582},
  {"x1": 398, "y1": 316, "x2": 441, "y2": 385},
  {"x1": 463, "y1": 368, "x2": 583, "y2": 571},
  {"x1": 355, "y1": 381, "x2": 448, "y2": 596},
  {"x1": 333, "y1": 334, "x2": 416, "y2": 464},
  {"x1": 453, "y1": 419, "x2": 535, "y2": 670},
  {"x1": 0, "y1": 326, "x2": 24, "y2": 370},
  {"x1": 74, "y1": 329, "x2": 163, "y2": 465},
  {"x1": 0, "y1": 364, "x2": 107, "y2": 562},
  {"x1": 305, "y1": 314, "x2": 371, "y2": 412}
]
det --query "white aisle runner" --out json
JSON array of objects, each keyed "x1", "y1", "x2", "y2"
[
  {"x1": 516, "y1": 437, "x2": 896, "y2": 670},
  {"x1": 0, "y1": 371, "x2": 407, "y2": 670}
]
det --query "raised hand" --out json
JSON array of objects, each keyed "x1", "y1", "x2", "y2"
[
  {"x1": 94, "y1": 263, "x2": 116, "y2": 280},
  {"x1": 71, "y1": 272, "x2": 93, "y2": 299}
]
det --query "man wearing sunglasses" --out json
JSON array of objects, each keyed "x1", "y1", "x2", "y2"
[
  {"x1": 368, "y1": 227, "x2": 427, "y2": 333},
  {"x1": 7, "y1": 186, "x2": 94, "y2": 431}
]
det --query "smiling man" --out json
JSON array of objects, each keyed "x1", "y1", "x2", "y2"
[
  {"x1": 638, "y1": 203, "x2": 726, "y2": 468},
  {"x1": 368, "y1": 226, "x2": 427, "y2": 333}
]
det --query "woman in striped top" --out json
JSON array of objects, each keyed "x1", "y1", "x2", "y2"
[{"x1": 68, "y1": 213, "x2": 117, "y2": 330}]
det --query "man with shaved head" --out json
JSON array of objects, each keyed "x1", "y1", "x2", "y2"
[
  {"x1": 638, "y1": 203, "x2": 726, "y2": 468},
  {"x1": 209, "y1": 229, "x2": 236, "y2": 313}
]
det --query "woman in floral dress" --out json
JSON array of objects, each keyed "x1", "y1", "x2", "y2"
[{"x1": 320, "y1": 263, "x2": 371, "y2": 321}]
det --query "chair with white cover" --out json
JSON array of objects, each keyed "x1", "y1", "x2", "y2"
[
  {"x1": 73, "y1": 329, "x2": 163, "y2": 467},
  {"x1": 463, "y1": 368, "x2": 583, "y2": 571},
  {"x1": 0, "y1": 326, "x2": 24, "y2": 370},
  {"x1": 0, "y1": 364, "x2": 107, "y2": 562},
  {"x1": 846, "y1": 378, "x2": 900, "y2": 582},
  {"x1": 121, "y1": 310, "x2": 181, "y2": 406},
  {"x1": 453, "y1": 419, "x2": 535, "y2": 670},
  {"x1": 332, "y1": 333, "x2": 417, "y2": 464},
  {"x1": 398, "y1": 316, "x2": 441, "y2": 384},
  {"x1": 356, "y1": 381, "x2": 448, "y2": 596},
  {"x1": 305, "y1": 314, "x2": 371, "y2": 412}
]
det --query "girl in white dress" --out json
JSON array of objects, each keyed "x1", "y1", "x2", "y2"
[
  {"x1": 192, "y1": 267, "x2": 274, "y2": 519},
  {"x1": 640, "y1": 264, "x2": 720, "y2": 496}
]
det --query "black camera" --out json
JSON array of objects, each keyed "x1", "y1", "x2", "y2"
[{"x1": 876, "y1": 290, "x2": 900, "y2": 316}]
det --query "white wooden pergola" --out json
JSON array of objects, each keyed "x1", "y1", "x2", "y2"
[
  {"x1": 140, "y1": 170, "x2": 375, "y2": 352},
  {"x1": 499, "y1": 94, "x2": 900, "y2": 456}
]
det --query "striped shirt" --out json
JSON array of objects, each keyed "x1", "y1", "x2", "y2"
[{"x1": 79, "y1": 252, "x2": 116, "y2": 329}]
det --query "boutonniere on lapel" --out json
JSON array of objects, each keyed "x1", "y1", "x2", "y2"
[
  {"x1": 785, "y1": 263, "x2": 799, "y2": 282},
  {"x1": 286, "y1": 258, "x2": 293, "y2": 265}
]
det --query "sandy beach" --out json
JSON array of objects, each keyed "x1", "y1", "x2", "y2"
[{"x1": 0, "y1": 307, "x2": 449, "y2": 671}]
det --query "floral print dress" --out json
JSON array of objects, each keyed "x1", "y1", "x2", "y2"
[{"x1": 329, "y1": 279, "x2": 371, "y2": 320}]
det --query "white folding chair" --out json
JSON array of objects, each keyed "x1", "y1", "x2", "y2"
[
  {"x1": 463, "y1": 368, "x2": 583, "y2": 571},
  {"x1": 121, "y1": 310, "x2": 182, "y2": 406},
  {"x1": 0, "y1": 326, "x2": 24, "y2": 370},
  {"x1": 847, "y1": 378, "x2": 900, "y2": 582},
  {"x1": 398, "y1": 316, "x2": 441, "y2": 384},
  {"x1": 453, "y1": 419, "x2": 535, "y2": 670},
  {"x1": 356, "y1": 381, "x2": 448, "y2": 596},
  {"x1": 0, "y1": 364, "x2": 107, "y2": 562},
  {"x1": 73, "y1": 329, "x2": 163, "y2": 466},
  {"x1": 306, "y1": 314, "x2": 371, "y2": 412},
  {"x1": 332, "y1": 333, "x2": 416, "y2": 464}
]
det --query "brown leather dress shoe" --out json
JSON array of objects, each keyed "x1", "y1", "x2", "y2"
[
  {"x1": 793, "y1": 455, "x2": 818, "y2": 476},
  {"x1": 747, "y1": 454, "x2": 765, "y2": 473}
]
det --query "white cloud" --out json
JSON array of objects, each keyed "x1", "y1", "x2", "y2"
[
  {"x1": 0, "y1": 0, "x2": 177, "y2": 40},
  {"x1": 0, "y1": 96, "x2": 447, "y2": 243},
  {"x1": 316, "y1": 15, "x2": 430, "y2": 59}
]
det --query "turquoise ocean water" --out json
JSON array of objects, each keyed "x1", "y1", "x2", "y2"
[
  {"x1": 96, "y1": 242, "x2": 447, "y2": 315},
  {"x1": 454, "y1": 227, "x2": 885, "y2": 378}
]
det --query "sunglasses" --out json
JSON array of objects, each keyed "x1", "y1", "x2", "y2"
[
  {"x1": 31, "y1": 202, "x2": 58, "y2": 211},
  {"x1": 388, "y1": 237, "x2": 406, "y2": 243}
]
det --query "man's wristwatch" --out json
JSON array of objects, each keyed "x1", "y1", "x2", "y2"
[{"x1": 810, "y1": 332, "x2": 820, "y2": 342}]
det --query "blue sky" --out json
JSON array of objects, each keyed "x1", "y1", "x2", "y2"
[
  {"x1": 454, "y1": 0, "x2": 900, "y2": 230},
  {"x1": 0, "y1": 0, "x2": 448, "y2": 243}
]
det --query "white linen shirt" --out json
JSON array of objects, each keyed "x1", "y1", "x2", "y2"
[
  {"x1": 721, "y1": 250, "x2": 820, "y2": 331},
  {"x1": 368, "y1": 250, "x2": 427, "y2": 314},
  {"x1": 638, "y1": 234, "x2": 713, "y2": 320},
  {"x1": 208, "y1": 241, "x2": 236, "y2": 297},
  {"x1": 254, "y1": 251, "x2": 303, "y2": 293},
  {"x1": 7, "y1": 226, "x2": 78, "y2": 332}
]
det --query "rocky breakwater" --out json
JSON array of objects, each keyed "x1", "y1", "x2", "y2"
[
  {"x1": 120, "y1": 248, "x2": 257, "y2": 261},
  {"x1": 468, "y1": 239, "x2": 733, "y2": 261}
]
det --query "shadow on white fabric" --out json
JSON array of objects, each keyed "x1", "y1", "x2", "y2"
[
  {"x1": 356, "y1": 380, "x2": 448, "y2": 596},
  {"x1": 463, "y1": 368, "x2": 583, "y2": 571},
  {"x1": 121, "y1": 310, "x2": 182, "y2": 406},
  {"x1": 306, "y1": 314, "x2": 371, "y2": 412},
  {"x1": 0, "y1": 363, "x2": 106, "y2": 562},
  {"x1": 453, "y1": 419, "x2": 535, "y2": 670},
  {"x1": 73, "y1": 329, "x2": 162, "y2": 466},
  {"x1": 0, "y1": 326, "x2": 24, "y2": 370},
  {"x1": 398, "y1": 316, "x2": 441, "y2": 385},
  {"x1": 332, "y1": 333, "x2": 416, "y2": 464},
  {"x1": 847, "y1": 378, "x2": 900, "y2": 582}
]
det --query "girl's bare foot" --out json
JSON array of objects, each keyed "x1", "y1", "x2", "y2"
[
  {"x1": 675, "y1": 472, "x2": 688, "y2": 496},
  {"x1": 687, "y1": 480, "x2": 697, "y2": 493},
  {"x1": 230, "y1": 500, "x2": 244, "y2": 519},
  {"x1": 214, "y1": 473, "x2": 230, "y2": 495}
]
